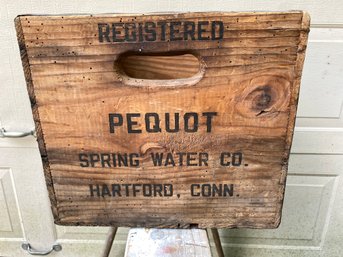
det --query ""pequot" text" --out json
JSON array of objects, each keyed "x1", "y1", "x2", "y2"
[{"x1": 109, "y1": 112, "x2": 217, "y2": 134}]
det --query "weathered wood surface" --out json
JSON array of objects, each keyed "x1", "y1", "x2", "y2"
[{"x1": 15, "y1": 12, "x2": 310, "y2": 228}]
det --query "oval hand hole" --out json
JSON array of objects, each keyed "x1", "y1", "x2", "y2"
[{"x1": 115, "y1": 52, "x2": 205, "y2": 88}]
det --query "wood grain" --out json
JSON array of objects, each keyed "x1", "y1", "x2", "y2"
[{"x1": 15, "y1": 12, "x2": 310, "y2": 228}]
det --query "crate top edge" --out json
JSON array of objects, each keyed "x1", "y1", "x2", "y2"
[{"x1": 15, "y1": 10, "x2": 309, "y2": 20}]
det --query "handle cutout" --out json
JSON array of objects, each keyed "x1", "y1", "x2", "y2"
[{"x1": 115, "y1": 52, "x2": 205, "y2": 88}]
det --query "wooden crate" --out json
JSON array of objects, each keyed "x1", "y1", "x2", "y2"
[{"x1": 15, "y1": 11, "x2": 310, "y2": 228}]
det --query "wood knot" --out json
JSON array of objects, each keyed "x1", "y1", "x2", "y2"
[
  {"x1": 140, "y1": 142, "x2": 164, "y2": 155},
  {"x1": 251, "y1": 85, "x2": 274, "y2": 112},
  {"x1": 235, "y1": 75, "x2": 291, "y2": 118}
]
